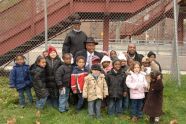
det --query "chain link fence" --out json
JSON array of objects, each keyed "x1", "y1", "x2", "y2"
[{"x1": 0, "y1": 0, "x2": 185, "y2": 77}]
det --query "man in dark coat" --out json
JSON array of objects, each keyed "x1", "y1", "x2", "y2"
[
  {"x1": 74, "y1": 37, "x2": 104, "y2": 70},
  {"x1": 126, "y1": 43, "x2": 144, "y2": 63},
  {"x1": 62, "y1": 19, "x2": 87, "y2": 57}
]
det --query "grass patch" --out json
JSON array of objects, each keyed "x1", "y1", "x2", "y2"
[{"x1": 0, "y1": 75, "x2": 186, "y2": 124}]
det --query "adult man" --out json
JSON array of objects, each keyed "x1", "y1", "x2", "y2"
[
  {"x1": 62, "y1": 19, "x2": 87, "y2": 56},
  {"x1": 126, "y1": 43, "x2": 144, "y2": 63},
  {"x1": 74, "y1": 37, "x2": 104, "y2": 70}
]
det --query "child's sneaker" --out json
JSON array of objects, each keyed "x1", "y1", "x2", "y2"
[
  {"x1": 131, "y1": 116, "x2": 138, "y2": 122},
  {"x1": 154, "y1": 117, "x2": 160, "y2": 124},
  {"x1": 20, "y1": 105, "x2": 25, "y2": 108}
]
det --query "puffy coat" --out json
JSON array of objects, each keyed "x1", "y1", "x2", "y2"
[
  {"x1": 71, "y1": 66, "x2": 88, "y2": 93},
  {"x1": 143, "y1": 79, "x2": 164, "y2": 117},
  {"x1": 83, "y1": 74, "x2": 108, "y2": 101},
  {"x1": 55, "y1": 64, "x2": 72, "y2": 88},
  {"x1": 9, "y1": 64, "x2": 32, "y2": 90},
  {"x1": 126, "y1": 72, "x2": 148, "y2": 99},
  {"x1": 45, "y1": 56, "x2": 62, "y2": 89},
  {"x1": 62, "y1": 30, "x2": 87, "y2": 56},
  {"x1": 106, "y1": 69, "x2": 127, "y2": 99},
  {"x1": 30, "y1": 65, "x2": 48, "y2": 98}
]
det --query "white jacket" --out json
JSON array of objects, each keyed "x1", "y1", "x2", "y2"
[{"x1": 126, "y1": 72, "x2": 148, "y2": 99}]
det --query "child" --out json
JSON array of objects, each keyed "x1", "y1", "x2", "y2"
[
  {"x1": 55, "y1": 53, "x2": 72, "y2": 112},
  {"x1": 106, "y1": 59, "x2": 127, "y2": 116},
  {"x1": 31, "y1": 56, "x2": 48, "y2": 109},
  {"x1": 118, "y1": 53, "x2": 129, "y2": 113},
  {"x1": 45, "y1": 46, "x2": 62, "y2": 108},
  {"x1": 9, "y1": 54, "x2": 33, "y2": 108},
  {"x1": 109, "y1": 50, "x2": 118, "y2": 61},
  {"x1": 71, "y1": 56, "x2": 88, "y2": 111},
  {"x1": 147, "y1": 51, "x2": 162, "y2": 72},
  {"x1": 118, "y1": 52, "x2": 128, "y2": 74},
  {"x1": 83, "y1": 64, "x2": 108, "y2": 118},
  {"x1": 126, "y1": 61, "x2": 148, "y2": 121},
  {"x1": 100, "y1": 55, "x2": 112, "y2": 74},
  {"x1": 143, "y1": 71, "x2": 164, "y2": 124}
]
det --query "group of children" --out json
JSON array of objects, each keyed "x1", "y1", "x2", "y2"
[{"x1": 9, "y1": 46, "x2": 163, "y2": 123}]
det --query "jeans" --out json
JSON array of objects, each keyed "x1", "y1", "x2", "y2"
[
  {"x1": 18, "y1": 87, "x2": 33, "y2": 106},
  {"x1": 59, "y1": 88, "x2": 70, "y2": 112},
  {"x1": 131, "y1": 99, "x2": 143, "y2": 117},
  {"x1": 36, "y1": 97, "x2": 48, "y2": 109},
  {"x1": 77, "y1": 93, "x2": 84, "y2": 110},
  {"x1": 122, "y1": 96, "x2": 129, "y2": 112},
  {"x1": 88, "y1": 99, "x2": 102, "y2": 118},
  {"x1": 108, "y1": 98, "x2": 123, "y2": 115}
]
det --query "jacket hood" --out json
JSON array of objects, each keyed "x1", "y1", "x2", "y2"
[{"x1": 101, "y1": 55, "x2": 111, "y2": 64}]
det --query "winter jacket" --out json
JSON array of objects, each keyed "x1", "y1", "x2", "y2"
[
  {"x1": 9, "y1": 64, "x2": 32, "y2": 90},
  {"x1": 62, "y1": 30, "x2": 87, "y2": 56},
  {"x1": 71, "y1": 66, "x2": 88, "y2": 93},
  {"x1": 83, "y1": 74, "x2": 108, "y2": 101},
  {"x1": 143, "y1": 79, "x2": 164, "y2": 117},
  {"x1": 55, "y1": 64, "x2": 72, "y2": 88},
  {"x1": 106, "y1": 69, "x2": 127, "y2": 99},
  {"x1": 126, "y1": 72, "x2": 148, "y2": 99},
  {"x1": 45, "y1": 56, "x2": 62, "y2": 89},
  {"x1": 30, "y1": 65, "x2": 48, "y2": 98}
]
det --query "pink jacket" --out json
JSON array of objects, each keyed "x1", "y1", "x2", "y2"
[{"x1": 126, "y1": 72, "x2": 148, "y2": 99}]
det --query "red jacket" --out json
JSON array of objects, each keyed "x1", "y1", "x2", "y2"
[{"x1": 71, "y1": 67, "x2": 88, "y2": 93}]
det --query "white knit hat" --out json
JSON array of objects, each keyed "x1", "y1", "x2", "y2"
[
  {"x1": 118, "y1": 52, "x2": 127, "y2": 61},
  {"x1": 101, "y1": 55, "x2": 111, "y2": 64}
]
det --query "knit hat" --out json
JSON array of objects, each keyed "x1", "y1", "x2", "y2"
[
  {"x1": 48, "y1": 46, "x2": 57, "y2": 55},
  {"x1": 118, "y1": 52, "x2": 127, "y2": 61},
  {"x1": 91, "y1": 64, "x2": 102, "y2": 71},
  {"x1": 92, "y1": 55, "x2": 100, "y2": 62},
  {"x1": 101, "y1": 55, "x2": 111, "y2": 64},
  {"x1": 147, "y1": 51, "x2": 156, "y2": 58}
]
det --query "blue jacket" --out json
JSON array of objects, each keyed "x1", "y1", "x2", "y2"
[{"x1": 9, "y1": 64, "x2": 32, "y2": 90}]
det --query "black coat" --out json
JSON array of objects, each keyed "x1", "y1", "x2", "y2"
[
  {"x1": 30, "y1": 65, "x2": 48, "y2": 99},
  {"x1": 143, "y1": 79, "x2": 164, "y2": 117},
  {"x1": 106, "y1": 69, "x2": 127, "y2": 99},
  {"x1": 55, "y1": 64, "x2": 72, "y2": 88},
  {"x1": 45, "y1": 56, "x2": 62, "y2": 89},
  {"x1": 62, "y1": 30, "x2": 87, "y2": 56},
  {"x1": 127, "y1": 52, "x2": 144, "y2": 63},
  {"x1": 74, "y1": 49, "x2": 104, "y2": 64}
]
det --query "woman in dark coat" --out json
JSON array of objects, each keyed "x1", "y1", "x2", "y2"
[{"x1": 143, "y1": 71, "x2": 164, "y2": 124}]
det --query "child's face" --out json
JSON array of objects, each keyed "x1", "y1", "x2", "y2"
[
  {"x1": 134, "y1": 64, "x2": 141, "y2": 73},
  {"x1": 121, "y1": 60, "x2": 127, "y2": 66},
  {"x1": 113, "y1": 61, "x2": 121, "y2": 71},
  {"x1": 43, "y1": 51, "x2": 48, "y2": 57},
  {"x1": 149, "y1": 55, "x2": 156, "y2": 62},
  {"x1": 110, "y1": 51, "x2": 117, "y2": 58},
  {"x1": 38, "y1": 59, "x2": 46, "y2": 68},
  {"x1": 142, "y1": 61, "x2": 150, "y2": 67},
  {"x1": 92, "y1": 70, "x2": 100, "y2": 76},
  {"x1": 49, "y1": 51, "x2": 57, "y2": 59},
  {"x1": 63, "y1": 55, "x2": 71, "y2": 65},
  {"x1": 15, "y1": 56, "x2": 25, "y2": 65},
  {"x1": 127, "y1": 59, "x2": 134, "y2": 66},
  {"x1": 102, "y1": 61, "x2": 110, "y2": 68},
  {"x1": 77, "y1": 59, "x2": 85, "y2": 69}
]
